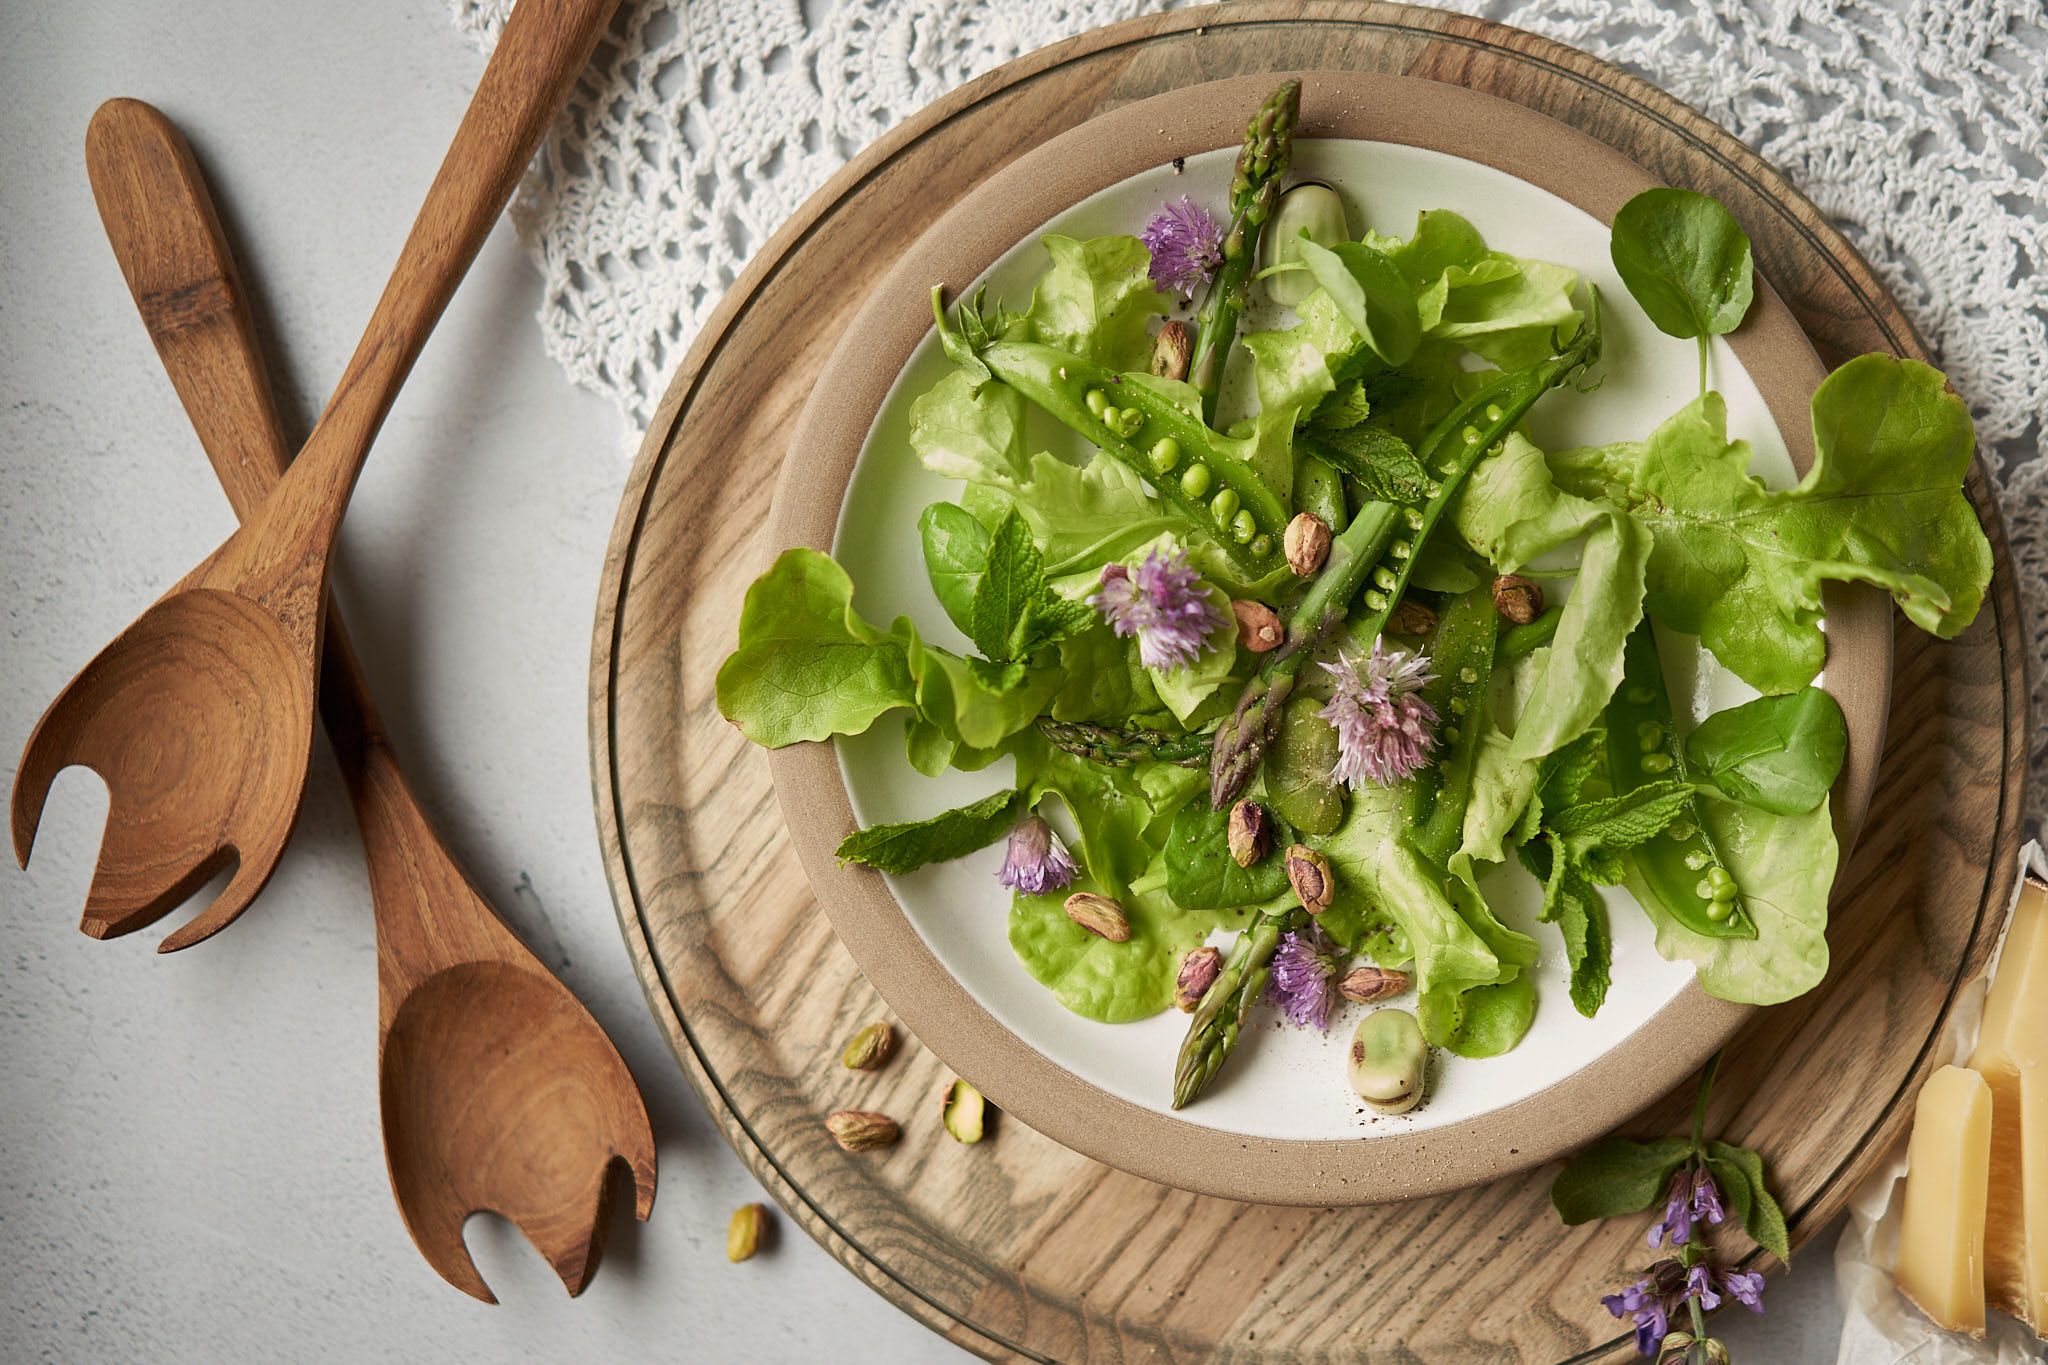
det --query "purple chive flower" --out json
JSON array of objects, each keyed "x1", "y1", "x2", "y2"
[
  {"x1": 1317, "y1": 641, "x2": 1439, "y2": 787},
  {"x1": 1141, "y1": 196, "x2": 1226, "y2": 299},
  {"x1": 1690, "y1": 1167, "x2": 1726, "y2": 1227},
  {"x1": 998, "y1": 815, "x2": 1077, "y2": 894},
  {"x1": 1087, "y1": 548, "x2": 1227, "y2": 672},
  {"x1": 1265, "y1": 923, "x2": 1341, "y2": 1029},
  {"x1": 1650, "y1": 1169, "x2": 1694, "y2": 1249}
]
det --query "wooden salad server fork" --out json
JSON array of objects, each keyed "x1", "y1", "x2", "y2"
[
  {"x1": 12, "y1": 0, "x2": 618, "y2": 953},
  {"x1": 83, "y1": 96, "x2": 657, "y2": 1301}
]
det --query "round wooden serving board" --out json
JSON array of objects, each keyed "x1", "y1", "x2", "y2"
[{"x1": 591, "y1": 5, "x2": 2028, "y2": 1361}]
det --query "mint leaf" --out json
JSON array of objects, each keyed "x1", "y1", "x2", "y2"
[
  {"x1": 970, "y1": 511, "x2": 1040, "y2": 661},
  {"x1": 715, "y1": 548, "x2": 917, "y2": 746},
  {"x1": 835, "y1": 789, "x2": 1023, "y2": 874},
  {"x1": 1707, "y1": 1139, "x2": 1791, "y2": 1262},
  {"x1": 1549, "y1": 779, "x2": 1694, "y2": 846},
  {"x1": 1686, "y1": 688, "x2": 1846, "y2": 815},
  {"x1": 1550, "y1": 1136, "x2": 1692, "y2": 1224},
  {"x1": 1298, "y1": 426, "x2": 1430, "y2": 503}
]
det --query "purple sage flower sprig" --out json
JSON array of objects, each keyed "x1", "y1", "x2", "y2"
[
  {"x1": 1552, "y1": 1052, "x2": 1788, "y2": 1362},
  {"x1": 1141, "y1": 196, "x2": 1226, "y2": 301}
]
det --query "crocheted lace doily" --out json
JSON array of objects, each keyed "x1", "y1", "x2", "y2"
[{"x1": 446, "y1": 0, "x2": 2047, "y2": 819}]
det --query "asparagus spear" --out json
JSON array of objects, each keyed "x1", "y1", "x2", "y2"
[
  {"x1": 1188, "y1": 79, "x2": 1302, "y2": 425},
  {"x1": 1208, "y1": 291, "x2": 1604, "y2": 809},
  {"x1": 1172, "y1": 908, "x2": 1307, "y2": 1109},
  {"x1": 1035, "y1": 719, "x2": 1212, "y2": 768}
]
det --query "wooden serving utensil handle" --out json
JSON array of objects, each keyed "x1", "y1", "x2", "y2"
[
  {"x1": 274, "y1": 0, "x2": 619, "y2": 549},
  {"x1": 86, "y1": 98, "x2": 294, "y2": 521}
]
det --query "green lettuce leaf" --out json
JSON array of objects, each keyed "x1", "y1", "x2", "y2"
[
  {"x1": 716, "y1": 548, "x2": 917, "y2": 746},
  {"x1": 1007, "y1": 860, "x2": 1229, "y2": 1023},
  {"x1": 1026, "y1": 233, "x2": 1168, "y2": 372},
  {"x1": 1549, "y1": 358, "x2": 1989, "y2": 693},
  {"x1": 910, "y1": 368, "x2": 1031, "y2": 489}
]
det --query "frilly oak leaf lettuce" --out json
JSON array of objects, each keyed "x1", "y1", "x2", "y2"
[{"x1": 1549, "y1": 357, "x2": 1989, "y2": 694}]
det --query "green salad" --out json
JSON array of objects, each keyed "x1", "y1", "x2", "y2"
[{"x1": 716, "y1": 81, "x2": 1990, "y2": 1114}]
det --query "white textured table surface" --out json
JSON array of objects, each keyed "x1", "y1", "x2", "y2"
[{"x1": 1, "y1": 3, "x2": 1844, "y2": 1360}]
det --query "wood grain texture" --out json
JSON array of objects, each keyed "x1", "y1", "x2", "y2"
[
  {"x1": 85, "y1": 96, "x2": 656, "y2": 1304},
  {"x1": 591, "y1": 4, "x2": 2027, "y2": 1360},
  {"x1": 11, "y1": 0, "x2": 620, "y2": 953}
]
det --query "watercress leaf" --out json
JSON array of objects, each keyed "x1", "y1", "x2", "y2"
[
  {"x1": 1049, "y1": 626, "x2": 1161, "y2": 723},
  {"x1": 1298, "y1": 426, "x2": 1430, "y2": 503},
  {"x1": 1630, "y1": 794, "x2": 1836, "y2": 1004},
  {"x1": 836, "y1": 788, "x2": 1023, "y2": 873},
  {"x1": 1550, "y1": 1136, "x2": 1693, "y2": 1224},
  {"x1": 905, "y1": 715, "x2": 957, "y2": 777},
  {"x1": 1163, "y1": 801, "x2": 1295, "y2": 910},
  {"x1": 1297, "y1": 238, "x2": 1422, "y2": 366},
  {"x1": 1686, "y1": 688, "x2": 1848, "y2": 816},
  {"x1": 1549, "y1": 779, "x2": 1695, "y2": 846},
  {"x1": 1007, "y1": 861, "x2": 1230, "y2": 1022},
  {"x1": 1706, "y1": 1140, "x2": 1792, "y2": 1262},
  {"x1": 919, "y1": 501, "x2": 990, "y2": 636},
  {"x1": 1550, "y1": 363, "x2": 1988, "y2": 693},
  {"x1": 1027, "y1": 233, "x2": 1169, "y2": 372},
  {"x1": 716, "y1": 548, "x2": 917, "y2": 746},
  {"x1": 1610, "y1": 187, "x2": 1755, "y2": 341},
  {"x1": 1418, "y1": 972, "x2": 1536, "y2": 1059}
]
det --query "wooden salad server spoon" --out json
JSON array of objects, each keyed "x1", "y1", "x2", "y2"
[
  {"x1": 12, "y1": 0, "x2": 618, "y2": 953},
  {"x1": 83, "y1": 96, "x2": 657, "y2": 1301}
]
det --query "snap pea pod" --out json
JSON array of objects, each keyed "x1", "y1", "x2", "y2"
[
  {"x1": 1498, "y1": 605, "x2": 1562, "y2": 662},
  {"x1": 1605, "y1": 619, "x2": 1756, "y2": 939},
  {"x1": 930, "y1": 289, "x2": 1289, "y2": 578},
  {"x1": 1408, "y1": 587, "x2": 1498, "y2": 865},
  {"x1": 1295, "y1": 450, "x2": 1348, "y2": 532},
  {"x1": 1171, "y1": 907, "x2": 1307, "y2": 1109},
  {"x1": 1208, "y1": 292, "x2": 1603, "y2": 808},
  {"x1": 1188, "y1": 79, "x2": 1301, "y2": 425}
]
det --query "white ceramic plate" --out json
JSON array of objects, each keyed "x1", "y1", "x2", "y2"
[{"x1": 830, "y1": 138, "x2": 1793, "y2": 1142}]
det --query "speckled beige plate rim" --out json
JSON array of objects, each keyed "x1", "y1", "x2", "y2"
[{"x1": 767, "y1": 69, "x2": 1888, "y2": 1207}]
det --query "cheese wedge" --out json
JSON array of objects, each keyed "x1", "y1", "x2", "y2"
[
  {"x1": 1898, "y1": 1064, "x2": 1993, "y2": 1336},
  {"x1": 1968, "y1": 873, "x2": 2048, "y2": 1334}
]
